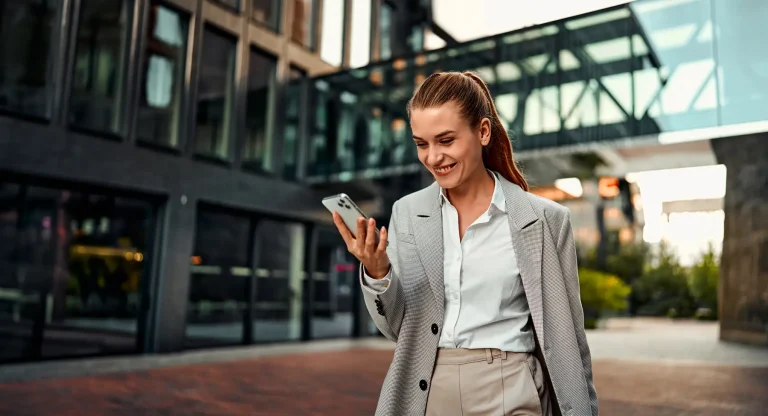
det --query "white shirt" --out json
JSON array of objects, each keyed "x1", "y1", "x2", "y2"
[{"x1": 363, "y1": 172, "x2": 536, "y2": 352}]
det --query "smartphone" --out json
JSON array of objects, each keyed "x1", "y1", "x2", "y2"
[{"x1": 323, "y1": 193, "x2": 380, "y2": 240}]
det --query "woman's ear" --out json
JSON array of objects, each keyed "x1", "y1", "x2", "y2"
[{"x1": 479, "y1": 117, "x2": 492, "y2": 146}]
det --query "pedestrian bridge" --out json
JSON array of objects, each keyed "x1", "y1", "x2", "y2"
[{"x1": 297, "y1": 0, "x2": 767, "y2": 185}]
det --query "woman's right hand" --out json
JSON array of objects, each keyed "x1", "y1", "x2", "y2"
[{"x1": 333, "y1": 212, "x2": 390, "y2": 279}]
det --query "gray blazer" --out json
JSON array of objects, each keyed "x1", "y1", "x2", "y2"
[{"x1": 362, "y1": 176, "x2": 598, "y2": 416}]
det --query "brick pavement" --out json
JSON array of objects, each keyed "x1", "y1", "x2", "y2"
[{"x1": 1, "y1": 348, "x2": 767, "y2": 416}]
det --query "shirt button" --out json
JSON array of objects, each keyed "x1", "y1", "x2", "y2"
[
  {"x1": 419, "y1": 380, "x2": 428, "y2": 391},
  {"x1": 431, "y1": 324, "x2": 438, "y2": 334}
]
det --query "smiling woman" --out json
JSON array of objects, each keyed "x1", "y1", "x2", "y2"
[{"x1": 331, "y1": 71, "x2": 599, "y2": 416}]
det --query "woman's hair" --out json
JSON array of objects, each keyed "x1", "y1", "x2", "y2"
[{"x1": 406, "y1": 71, "x2": 529, "y2": 192}]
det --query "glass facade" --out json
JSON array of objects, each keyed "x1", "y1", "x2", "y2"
[
  {"x1": 378, "y1": 3, "x2": 393, "y2": 61},
  {"x1": 195, "y1": 25, "x2": 237, "y2": 160},
  {"x1": 251, "y1": 0, "x2": 281, "y2": 32},
  {"x1": 0, "y1": 0, "x2": 56, "y2": 118},
  {"x1": 136, "y1": 3, "x2": 190, "y2": 148},
  {"x1": 0, "y1": 180, "x2": 154, "y2": 363},
  {"x1": 283, "y1": 66, "x2": 308, "y2": 179},
  {"x1": 319, "y1": 0, "x2": 344, "y2": 66},
  {"x1": 69, "y1": 0, "x2": 134, "y2": 134},
  {"x1": 291, "y1": 0, "x2": 316, "y2": 50},
  {"x1": 242, "y1": 48, "x2": 278, "y2": 171}
]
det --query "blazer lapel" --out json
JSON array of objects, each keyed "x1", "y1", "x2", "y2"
[
  {"x1": 500, "y1": 177, "x2": 545, "y2": 350},
  {"x1": 412, "y1": 184, "x2": 445, "y2": 316}
]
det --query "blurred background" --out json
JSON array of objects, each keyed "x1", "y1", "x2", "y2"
[{"x1": 0, "y1": 0, "x2": 766, "y2": 414}]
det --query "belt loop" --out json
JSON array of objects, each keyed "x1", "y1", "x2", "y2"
[
  {"x1": 485, "y1": 349, "x2": 493, "y2": 364},
  {"x1": 501, "y1": 350, "x2": 507, "y2": 360}
]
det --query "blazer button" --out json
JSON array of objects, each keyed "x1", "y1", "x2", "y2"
[
  {"x1": 431, "y1": 324, "x2": 438, "y2": 334},
  {"x1": 419, "y1": 380, "x2": 428, "y2": 391}
]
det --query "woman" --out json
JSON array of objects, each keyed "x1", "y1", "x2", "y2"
[{"x1": 332, "y1": 71, "x2": 598, "y2": 416}]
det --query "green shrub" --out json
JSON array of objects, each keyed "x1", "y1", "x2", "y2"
[
  {"x1": 578, "y1": 268, "x2": 632, "y2": 321},
  {"x1": 688, "y1": 245, "x2": 719, "y2": 317},
  {"x1": 632, "y1": 242, "x2": 696, "y2": 317}
]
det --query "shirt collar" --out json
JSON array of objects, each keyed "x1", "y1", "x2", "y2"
[{"x1": 439, "y1": 170, "x2": 507, "y2": 214}]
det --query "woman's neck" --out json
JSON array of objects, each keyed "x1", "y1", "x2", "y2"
[{"x1": 445, "y1": 168, "x2": 495, "y2": 208}]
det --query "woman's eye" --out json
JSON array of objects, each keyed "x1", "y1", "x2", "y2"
[
  {"x1": 440, "y1": 138, "x2": 454, "y2": 145},
  {"x1": 415, "y1": 142, "x2": 428, "y2": 148}
]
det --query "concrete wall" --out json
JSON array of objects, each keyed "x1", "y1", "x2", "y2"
[{"x1": 711, "y1": 134, "x2": 768, "y2": 346}]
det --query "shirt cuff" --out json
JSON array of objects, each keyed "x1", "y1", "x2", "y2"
[{"x1": 360, "y1": 264, "x2": 392, "y2": 294}]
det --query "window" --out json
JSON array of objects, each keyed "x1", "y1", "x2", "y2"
[
  {"x1": 242, "y1": 48, "x2": 278, "y2": 171},
  {"x1": 251, "y1": 0, "x2": 281, "y2": 32},
  {"x1": 0, "y1": 0, "x2": 56, "y2": 117},
  {"x1": 0, "y1": 181, "x2": 155, "y2": 362},
  {"x1": 378, "y1": 3, "x2": 393, "y2": 60},
  {"x1": 319, "y1": 0, "x2": 344, "y2": 66},
  {"x1": 136, "y1": 3, "x2": 189, "y2": 148},
  {"x1": 349, "y1": 0, "x2": 372, "y2": 68},
  {"x1": 212, "y1": 0, "x2": 240, "y2": 11},
  {"x1": 185, "y1": 208, "x2": 251, "y2": 348},
  {"x1": 195, "y1": 26, "x2": 237, "y2": 160},
  {"x1": 291, "y1": 0, "x2": 316, "y2": 49},
  {"x1": 283, "y1": 66, "x2": 307, "y2": 179},
  {"x1": 69, "y1": 0, "x2": 134, "y2": 134}
]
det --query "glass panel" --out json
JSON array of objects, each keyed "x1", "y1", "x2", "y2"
[
  {"x1": 195, "y1": 26, "x2": 237, "y2": 160},
  {"x1": 291, "y1": 0, "x2": 316, "y2": 49},
  {"x1": 713, "y1": 0, "x2": 768, "y2": 125},
  {"x1": 320, "y1": 0, "x2": 344, "y2": 66},
  {"x1": 283, "y1": 67, "x2": 307, "y2": 179},
  {"x1": 185, "y1": 209, "x2": 251, "y2": 348},
  {"x1": 253, "y1": 220, "x2": 304, "y2": 343},
  {"x1": 242, "y1": 48, "x2": 278, "y2": 171},
  {"x1": 0, "y1": 181, "x2": 154, "y2": 363},
  {"x1": 212, "y1": 0, "x2": 240, "y2": 11},
  {"x1": 630, "y1": 0, "x2": 717, "y2": 133},
  {"x1": 378, "y1": 3, "x2": 392, "y2": 60},
  {"x1": 311, "y1": 238, "x2": 354, "y2": 340},
  {"x1": 0, "y1": 0, "x2": 56, "y2": 117},
  {"x1": 349, "y1": 0, "x2": 371, "y2": 68},
  {"x1": 136, "y1": 3, "x2": 189, "y2": 148},
  {"x1": 251, "y1": 0, "x2": 280, "y2": 32},
  {"x1": 69, "y1": 0, "x2": 133, "y2": 134}
]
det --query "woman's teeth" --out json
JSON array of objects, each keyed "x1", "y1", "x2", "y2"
[{"x1": 436, "y1": 164, "x2": 454, "y2": 173}]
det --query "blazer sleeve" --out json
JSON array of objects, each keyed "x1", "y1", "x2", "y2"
[
  {"x1": 358, "y1": 201, "x2": 406, "y2": 342},
  {"x1": 556, "y1": 210, "x2": 599, "y2": 416}
]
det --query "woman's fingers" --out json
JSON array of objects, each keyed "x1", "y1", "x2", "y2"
[
  {"x1": 333, "y1": 212, "x2": 355, "y2": 248},
  {"x1": 354, "y1": 217, "x2": 366, "y2": 254},
  {"x1": 377, "y1": 226, "x2": 388, "y2": 252},
  {"x1": 365, "y1": 218, "x2": 376, "y2": 253}
]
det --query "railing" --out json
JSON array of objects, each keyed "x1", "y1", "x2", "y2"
[{"x1": 299, "y1": 0, "x2": 768, "y2": 183}]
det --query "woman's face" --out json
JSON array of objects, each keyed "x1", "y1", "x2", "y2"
[{"x1": 410, "y1": 101, "x2": 491, "y2": 190}]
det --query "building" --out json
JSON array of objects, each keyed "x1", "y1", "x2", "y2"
[{"x1": 0, "y1": 0, "x2": 449, "y2": 364}]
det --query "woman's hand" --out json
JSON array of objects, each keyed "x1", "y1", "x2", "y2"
[{"x1": 333, "y1": 212, "x2": 390, "y2": 279}]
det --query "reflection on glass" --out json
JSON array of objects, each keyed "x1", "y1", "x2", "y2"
[
  {"x1": 320, "y1": 0, "x2": 344, "y2": 66},
  {"x1": 251, "y1": 0, "x2": 280, "y2": 32},
  {"x1": 349, "y1": 0, "x2": 371, "y2": 68},
  {"x1": 283, "y1": 66, "x2": 307, "y2": 179},
  {"x1": 291, "y1": 0, "x2": 316, "y2": 49},
  {"x1": 0, "y1": 0, "x2": 56, "y2": 117},
  {"x1": 195, "y1": 26, "x2": 237, "y2": 160},
  {"x1": 0, "y1": 181, "x2": 153, "y2": 363},
  {"x1": 713, "y1": 0, "x2": 768, "y2": 125},
  {"x1": 253, "y1": 220, "x2": 304, "y2": 343},
  {"x1": 242, "y1": 48, "x2": 277, "y2": 171},
  {"x1": 69, "y1": 0, "x2": 133, "y2": 134},
  {"x1": 212, "y1": 0, "x2": 240, "y2": 11},
  {"x1": 378, "y1": 3, "x2": 393, "y2": 60},
  {"x1": 311, "y1": 241, "x2": 354, "y2": 340},
  {"x1": 137, "y1": 3, "x2": 189, "y2": 148},
  {"x1": 185, "y1": 209, "x2": 251, "y2": 348}
]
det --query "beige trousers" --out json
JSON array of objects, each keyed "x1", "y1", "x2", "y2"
[{"x1": 426, "y1": 348, "x2": 552, "y2": 416}]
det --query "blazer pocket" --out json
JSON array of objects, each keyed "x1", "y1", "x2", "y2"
[{"x1": 396, "y1": 232, "x2": 416, "y2": 245}]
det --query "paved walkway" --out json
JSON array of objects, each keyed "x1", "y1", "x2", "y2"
[{"x1": 0, "y1": 319, "x2": 766, "y2": 415}]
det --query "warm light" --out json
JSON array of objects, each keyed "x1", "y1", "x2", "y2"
[
  {"x1": 619, "y1": 228, "x2": 634, "y2": 243},
  {"x1": 392, "y1": 118, "x2": 406, "y2": 131},
  {"x1": 369, "y1": 70, "x2": 383, "y2": 86},
  {"x1": 554, "y1": 177, "x2": 583, "y2": 198},
  {"x1": 134, "y1": 253, "x2": 143, "y2": 262},
  {"x1": 393, "y1": 59, "x2": 406, "y2": 70},
  {"x1": 598, "y1": 177, "x2": 620, "y2": 198},
  {"x1": 415, "y1": 54, "x2": 427, "y2": 66},
  {"x1": 191, "y1": 256, "x2": 202, "y2": 265}
]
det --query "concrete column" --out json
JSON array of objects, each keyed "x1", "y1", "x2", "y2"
[{"x1": 711, "y1": 134, "x2": 768, "y2": 346}]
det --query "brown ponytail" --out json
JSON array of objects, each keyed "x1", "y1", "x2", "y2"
[{"x1": 407, "y1": 71, "x2": 529, "y2": 192}]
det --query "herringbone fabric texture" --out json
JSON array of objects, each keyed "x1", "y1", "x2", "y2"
[{"x1": 361, "y1": 176, "x2": 598, "y2": 416}]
